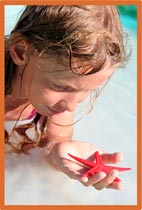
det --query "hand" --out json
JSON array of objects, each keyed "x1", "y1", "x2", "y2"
[{"x1": 46, "y1": 140, "x2": 124, "y2": 190}]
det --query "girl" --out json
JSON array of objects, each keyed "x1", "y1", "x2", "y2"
[{"x1": 5, "y1": 5, "x2": 128, "y2": 191}]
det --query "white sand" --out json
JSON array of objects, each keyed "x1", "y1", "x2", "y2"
[{"x1": 5, "y1": 6, "x2": 137, "y2": 205}]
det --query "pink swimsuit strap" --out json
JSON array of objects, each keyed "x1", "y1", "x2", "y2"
[{"x1": 27, "y1": 109, "x2": 38, "y2": 119}]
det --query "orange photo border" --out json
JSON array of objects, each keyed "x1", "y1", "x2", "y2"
[{"x1": 0, "y1": 0, "x2": 141, "y2": 210}]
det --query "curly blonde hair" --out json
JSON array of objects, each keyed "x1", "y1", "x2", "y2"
[{"x1": 5, "y1": 5, "x2": 129, "y2": 154}]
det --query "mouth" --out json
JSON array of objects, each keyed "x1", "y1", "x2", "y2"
[
  {"x1": 35, "y1": 105, "x2": 65, "y2": 116},
  {"x1": 47, "y1": 107, "x2": 65, "y2": 115}
]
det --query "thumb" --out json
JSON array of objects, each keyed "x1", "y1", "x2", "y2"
[{"x1": 101, "y1": 152, "x2": 123, "y2": 164}]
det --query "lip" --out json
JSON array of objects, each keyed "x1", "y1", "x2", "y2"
[{"x1": 47, "y1": 107, "x2": 64, "y2": 115}]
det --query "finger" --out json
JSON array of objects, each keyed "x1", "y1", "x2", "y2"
[
  {"x1": 101, "y1": 152, "x2": 123, "y2": 164},
  {"x1": 80, "y1": 172, "x2": 106, "y2": 187},
  {"x1": 93, "y1": 170, "x2": 119, "y2": 190},
  {"x1": 106, "y1": 181, "x2": 124, "y2": 190}
]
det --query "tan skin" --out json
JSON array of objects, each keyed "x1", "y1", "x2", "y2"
[{"x1": 5, "y1": 38, "x2": 124, "y2": 191}]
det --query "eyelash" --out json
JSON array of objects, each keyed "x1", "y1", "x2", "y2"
[
  {"x1": 48, "y1": 81, "x2": 75, "y2": 92},
  {"x1": 52, "y1": 83, "x2": 66, "y2": 92}
]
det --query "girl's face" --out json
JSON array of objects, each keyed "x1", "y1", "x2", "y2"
[{"x1": 21, "y1": 54, "x2": 115, "y2": 116}]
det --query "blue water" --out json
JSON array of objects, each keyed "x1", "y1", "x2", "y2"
[{"x1": 120, "y1": 14, "x2": 137, "y2": 30}]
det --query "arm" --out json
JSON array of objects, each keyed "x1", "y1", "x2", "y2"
[
  {"x1": 45, "y1": 112, "x2": 124, "y2": 191},
  {"x1": 44, "y1": 111, "x2": 74, "y2": 168},
  {"x1": 45, "y1": 140, "x2": 124, "y2": 190},
  {"x1": 46, "y1": 111, "x2": 74, "y2": 142}
]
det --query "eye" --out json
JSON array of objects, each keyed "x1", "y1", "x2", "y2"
[
  {"x1": 48, "y1": 81, "x2": 76, "y2": 92},
  {"x1": 52, "y1": 84, "x2": 65, "y2": 92}
]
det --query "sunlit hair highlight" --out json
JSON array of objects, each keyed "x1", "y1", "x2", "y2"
[{"x1": 5, "y1": 5, "x2": 130, "y2": 154}]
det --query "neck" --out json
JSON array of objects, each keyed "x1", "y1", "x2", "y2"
[
  {"x1": 5, "y1": 95, "x2": 32, "y2": 121},
  {"x1": 5, "y1": 95, "x2": 29, "y2": 111},
  {"x1": 10, "y1": 65, "x2": 27, "y2": 99},
  {"x1": 5, "y1": 65, "x2": 33, "y2": 120}
]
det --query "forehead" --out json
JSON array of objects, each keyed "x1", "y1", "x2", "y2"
[{"x1": 34, "y1": 54, "x2": 115, "y2": 90}]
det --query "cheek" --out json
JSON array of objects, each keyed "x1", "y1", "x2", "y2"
[
  {"x1": 79, "y1": 91, "x2": 90, "y2": 102},
  {"x1": 28, "y1": 79, "x2": 62, "y2": 105},
  {"x1": 86, "y1": 66, "x2": 115, "y2": 89},
  {"x1": 90, "y1": 74, "x2": 112, "y2": 89}
]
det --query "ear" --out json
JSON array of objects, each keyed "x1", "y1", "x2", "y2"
[{"x1": 9, "y1": 40, "x2": 30, "y2": 66}]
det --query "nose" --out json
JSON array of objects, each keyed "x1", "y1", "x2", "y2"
[
  {"x1": 52, "y1": 94, "x2": 77, "y2": 113},
  {"x1": 59, "y1": 91, "x2": 90, "y2": 112},
  {"x1": 64, "y1": 93, "x2": 79, "y2": 112}
]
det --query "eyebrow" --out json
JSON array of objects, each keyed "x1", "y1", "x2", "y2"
[
  {"x1": 52, "y1": 79, "x2": 94, "y2": 92},
  {"x1": 42, "y1": 69, "x2": 97, "y2": 91},
  {"x1": 54, "y1": 82, "x2": 83, "y2": 92}
]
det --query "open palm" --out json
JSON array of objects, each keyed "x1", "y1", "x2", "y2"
[{"x1": 47, "y1": 140, "x2": 123, "y2": 190}]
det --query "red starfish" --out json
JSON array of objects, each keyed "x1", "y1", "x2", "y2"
[{"x1": 68, "y1": 151, "x2": 131, "y2": 182}]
